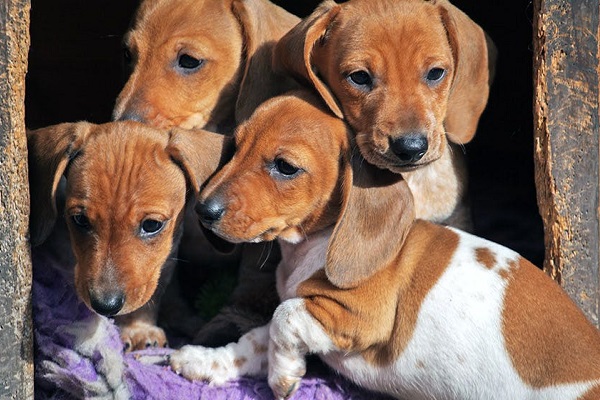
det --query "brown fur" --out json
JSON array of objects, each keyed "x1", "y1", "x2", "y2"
[
  {"x1": 113, "y1": 0, "x2": 299, "y2": 130},
  {"x1": 199, "y1": 92, "x2": 351, "y2": 244},
  {"x1": 475, "y1": 247, "x2": 497, "y2": 269},
  {"x1": 197, "y1": 90, "x2": 600, "y2": 394},
  {"x1": 274, "y1": 0, "x2": 497, "y2": 228},
  {"x1": 112, "y1": 0, "x2": 301, "y2": 346},
  {"x1": 28, "y1": 121, "x2": 229, "y2": 350},
  {"x1": 299, "y1": 221, "x2": 460, "y2": 366},
  {"x1": 502, "y1": 258, "x2": 600, "y2": 387}
]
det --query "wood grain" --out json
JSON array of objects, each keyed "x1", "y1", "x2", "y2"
[
  {"x1": 0, "y1": 0, "x2": 34, "y2": 398},
  {"x1": 533, "y1": 0, "x2": 600, "y2": 326}
]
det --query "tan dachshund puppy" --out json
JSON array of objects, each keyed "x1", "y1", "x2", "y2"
[
  {"x1": 28, "y1": 121, "x2": 230, "y2": 350},
  {"x1": 113, "y1": 0, "x2": 300, "y2": 130},
  {"x1": 168, "y1": 91, "x2": 600, "y2": 399},
  {"x1": 274, "y1": 0, "x2": 497, "y2": 228},
  {"x1": 112, "y1": 0, "x2": 301, "y2": 346}
]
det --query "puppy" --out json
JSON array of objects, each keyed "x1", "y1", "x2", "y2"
[
  {"x1": 111, "y1": 0, "x2": 302, "y2": 346},
  {"x1": 273, "y1": 0, "x2": 497, "y2": 228},
  {"x1": 28, "y1": 121, "x2": 230, "y2": 350},
  {"x1": 169, "y1": 91, "x2": 600, "y2": 400},
  {"x1": 113, "y1": 0, "x2": 300, "y2": 130}
]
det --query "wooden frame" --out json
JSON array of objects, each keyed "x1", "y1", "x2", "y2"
[
  {"x1": 533, "y1": 0, "x2": 600, "y2": 326},
  {"x1": 0, "y1": 0, "x2": 34, "y2": 398},
  {"x1": 0, "y1": 0, "x2": 598, "y2": 396}
]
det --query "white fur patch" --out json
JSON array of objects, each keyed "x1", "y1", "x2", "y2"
[
  {"x1": 169, "y1": 324, "x2": 270, "y2": 384},
  {"x1": 276, "y1": 228, "x2": 331, "y2": 301},
  {"x1": 404, "y1": 145, "x2": 459, "y2": 223},
  {"x1": 268, "y1": 298, "x2": 335, "y2": 399},
  {"x1": 318, "y1": 229, "x2": 599, "y2": 399}
]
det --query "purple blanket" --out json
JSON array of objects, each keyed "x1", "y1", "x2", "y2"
[{"x1": 33, "y1": 249, "x2": 389, "y2": 400}]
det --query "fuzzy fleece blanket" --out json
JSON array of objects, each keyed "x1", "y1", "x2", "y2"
[{"x1": 32, "y1": 249, "x2": 389, "y2": 400}]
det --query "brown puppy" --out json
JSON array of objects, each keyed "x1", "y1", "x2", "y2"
[
  {"x1": 113, "y1": 0, "x2": 300, "y2": 130},
  {"x1": 112, "y1": 0, "x2": 301, "y2": 346},
  {"x1": 172, "y1": 91, "x2": 600, "y2": 400},
  {"x1": 28, "y1": 121, "x2": 230, "y2": 350},
  {"x1": 274, "y1": 0, "x2": 497, "y2": 228}
]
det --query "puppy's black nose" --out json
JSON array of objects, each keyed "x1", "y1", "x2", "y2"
[
  {"x1": 196, "y1": 197, "x2": 225, "y2": 226},
  {"x1": 389, "y1": 134, "x2": 428, "y2": 163},
  {"x1": 89, "y1": 290, "x2": 125, "y2": 317}
]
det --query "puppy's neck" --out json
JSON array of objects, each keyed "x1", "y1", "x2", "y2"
[
  {"x1": 403, "y1": 143, "x2": 463, "y2": 224},
  {"x1": 276, "y1": 227, "x2": 333, "y2": 301}
]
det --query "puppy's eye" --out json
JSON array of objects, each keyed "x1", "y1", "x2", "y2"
[
  {"x1": 71, "y1": 213, "x2": 91, "y2": 231},
  {"x1": 140, "y1": 219, "x2": 165, "y2": 237},
  {"x1": 177, "y1": 54, "x2": 203, "y2": 70},
  {"x1": 426, "y1": 67, "x2": 446, "y2": 84},
  {"x1": 273, "y1": 158, "x2": 301, "y2": 177},
  {"x1": 347, "y1": 70, "x2": 373, "y2": 90}
]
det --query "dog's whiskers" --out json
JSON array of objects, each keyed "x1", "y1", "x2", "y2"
[
  {"x1": 298, "y1": 225, "x2": 308, "y2": 242},
  {"x1": 444, "y1": 131, "x2": 467, "y2": 154},
  {"x1": 168, "y1": 257, "x2": 189, "y2": 264},
  {"x1": 256, "y1": 241, "x2": 273, "y2": 270}
]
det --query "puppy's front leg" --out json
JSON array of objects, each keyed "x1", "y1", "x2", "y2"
[
  {"x1": 170, "y1": 323, "x2": 270, "y2": 385},
  {"x1": 268, "y1": 298, "x2": 335, "y2": 400}
]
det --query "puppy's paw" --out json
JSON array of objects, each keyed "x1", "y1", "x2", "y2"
[
  {"x1": 268, "y1": 345, "x2": 306, "y2": 400},
  {"x1": 119, "y1": 321, "x2": 168, "y2": 352},
  {"x1": 169, "y1": 345, "x2": 244, "y2": 385},
  {"x1": 269, "y1": 373, "x2": 302, "y2": 400}
]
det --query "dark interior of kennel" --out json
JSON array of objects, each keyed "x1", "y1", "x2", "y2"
[{"x1": 25, "y1": 0, "x2": 544, "y2": 267}]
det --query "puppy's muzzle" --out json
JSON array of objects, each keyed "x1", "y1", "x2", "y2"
[
  {"x1": 89, "y1": 289, "x2": 126, "y2": 317},
  {"x1": 197, "y1": 196, "x2": 225, "y2": 227},
  {"x1": 388, "y1": 133, "x2": 428, "y2": 164}
]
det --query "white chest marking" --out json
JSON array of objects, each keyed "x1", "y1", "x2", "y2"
[{"x1": 276, "y1": 228, "x2": 331, "y2": 301}]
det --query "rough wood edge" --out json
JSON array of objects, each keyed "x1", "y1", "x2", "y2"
[
  {"x1": 533, "y1": 0, "x2": 600, "y2": 326},
  {"x1": 0, "y1": 0, "x2": 34, "y2": 398}
]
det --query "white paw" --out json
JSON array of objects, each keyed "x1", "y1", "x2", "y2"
[
  {"x1": 169, "y1": 345, "x2": 245, "y2": 385},
  {"x1": 268, "y1": 342, "x2": 306, "y2": 400}
]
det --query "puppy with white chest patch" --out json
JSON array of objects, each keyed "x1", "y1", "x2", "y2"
[
  {"x1": 274, "y1": 0, "x2": 498, "y2": 229},
  {"x1": 169, "y1": 91, "x2": 600, "y2": 400},
  {"x1": 28, "y1": 121, "x2": 230, "y2": 350}
]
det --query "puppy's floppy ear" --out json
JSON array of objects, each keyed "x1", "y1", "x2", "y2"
[
  {"x1": 166, "y1": 128, "x2": 233, "y2": 196},
  {"x1": 231, "y1": 0, "x2": 300, "y2": 123},
  {"x1": 438, "y1": 0, "x2": 495, "y2": 144},
  {"x1": 27, "y1": 122, "x2": 93, "y2": 246},
  {"x1": 273, "y1": 1, "x2": 344, "y2": 119},
  {"x1": 167, "y1": 128, "x2": 236, "y2": 254},
  {"x1": 326, "y1": 155, "x2": 415, "y2": 289}
]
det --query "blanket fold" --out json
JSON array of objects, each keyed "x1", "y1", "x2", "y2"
[{"x1": 33, "y1": 250, "x2": 386, "y2": 399}]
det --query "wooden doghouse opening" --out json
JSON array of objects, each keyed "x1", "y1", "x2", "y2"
[
  {"x1": 2, "y1": 0, "x2": 596, "y2": 396},
  {"x1": 24, "y1": 0, "x2": 545, "y2": 265}
]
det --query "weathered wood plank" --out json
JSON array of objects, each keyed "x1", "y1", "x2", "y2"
[
  {"x1": 533, "y1": 0, "x2": 600, "y2": 326},
  {"x1": 0, "y1": 0, "x2": 34, "y2": 398}
]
